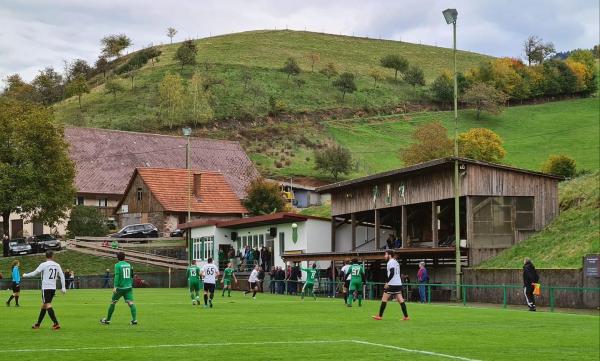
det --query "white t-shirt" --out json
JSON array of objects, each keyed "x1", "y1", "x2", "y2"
[
  {"x1": 341, "y1": 265, "x2": 351, "y2": 281},
  {"x1": 387, "y1": 258, "x2": 402, "y2": 286},
  {"x1": 248, "y1": 269, "x2": 259, "y2": 283},
  {"x1": 201, "y1": 263, "x2": 219, "y2": 284},
  {"x1": 24, "y1": 260, "x2": 66, "y2": 291}
]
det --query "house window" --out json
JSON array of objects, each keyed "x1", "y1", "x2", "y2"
[
  {"x1": 97, "y1": 198, "x2": 108, "y2": 207},
  {"x1": 279, "y1": 232, "x2": 285, "y2": 256},
  {"x1": 253, "y1": 235, "x2": 258, "y2": 248},
  {"x1": 136, "y1": 187, "x2": 143, "y2": 201},
  {"x1": 192, "y1": 236, "x2": 214, "y2": 261},
  {"x1": 516, "y1": 197, "x2": 535, "y2": 230},
  {"x1": 74, "y1": 196, "x2": 84, "y2": 206}
]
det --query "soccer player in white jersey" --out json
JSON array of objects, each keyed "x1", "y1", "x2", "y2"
[
  {"x1": 244, "y1": 265, "x2": 260, "y2": 299},
  {"x1": 23, "y1": 251, "x2": 66, "y2": 330},
  {"x1": 201, "y1": 258, "x2": 220, "y2": 308},
  {"x1": 372, "y1": 250, "x2": 410, "y2": 321},
  {"x1": 340, "y1": 260, "x2": 351, "y2": 304}
]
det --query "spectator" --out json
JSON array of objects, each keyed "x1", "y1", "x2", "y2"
[
  {"x1": 325, "y1": 263, "x2": 338, "y2": 298},
  {"x1": 102, "y1": 240, "x2": 109, "y2": 247},
  {"x1": 261, "y1": 246, "x2": 270, "y2": 272},
  {"x1": 102, "y1": 268, "x2": 111, "y2": 288},
  {"x1": 64, "y1": 269, "x2": 72, "y2": 289},
  {"x1": 68, "y1": 270, "x2": 76, "y2": 289},
  {"x1": 276, "y1": 266, "x2": 286, "y2": 294},
  {"x1": 258, "y1": 266, "x2": 265, "y2": 292},
  {"x1": 253, "y1": 248, "x2": 260, "y2": 266},
  {"x1": 523, "y1": 257, "x2": 540, "y2": 312},
  {"x1": 111, "y1": 239, "x2": 119, "y2": 249},
  {"x1": 288, "y1": 263, "x2": 301, "y2": 295},
  {"x1": 269, "y1": 267, "x2": 277, "y2": 294},
  {"x1": 3, "y1": 234, "x2": 9, "y2": 257},
  {"x1": 386, "y1": 234, "x2": 395, "y2": 249},
  {"x1": 247, "y1": 247, "x2": 254, "y2": 270},
  {"x1": 402, "y1": 274, "x2": 411, "y2": 300},
  {"x1": 417, "y1": 262, "x2": 429, "y2": 303},
  {"x1": 394, "y1": 236, "x2": 402, "y2": 249},
  {"x1": 134, "y1": 274, "x2": 148, "y2": 288}
]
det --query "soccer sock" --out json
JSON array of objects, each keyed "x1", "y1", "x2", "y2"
[
  {"x1": 343, "y1": 292, "x2": 347, "y2": 303},
  {"x1": 37, "y1": 308, "x2": 47, "y2": 325},
  {"x1": 228, "y1": 289, "x2": 231, "y2": 296},
  {"x1": 358, "y1": 293, "x2": 363, "y2": 306},
  {"x1": 204, "y1": 294, "x2": 208, "y2": 305},
  {"x1": 347, "y1": 293, "x2": 354, "y2": 305},
  {"x1": 190, "y1": 292, "x2": 195, "y2": 300},
  {"x1": 400, "y1": 302, "x2": 408, "y2": 317},
  {"x1": 222, "y1": 288, "x2": 225, "y2": 296},
  {"x1": 129, "y1": 304, "x2": 137, "y2": 321},
  {"x1": 107, "y1": 303, "x2": 115, "y2": 321},
  {"x1": 15, "y1": 296, "x2": 19, "y2": 306},
  {"x1": 7, "y1": 295, "x2": 14, "y2": 304},
  {"x1": 252, "y1": 290, "x2": 256, "y2": 297},
  {"x1": 209, "y1": 292, "x2": 214, "y2": 300},
  {"x1": 378, "y1": 301, "x2": 387, "y2": 317},
  {"x1": 47, "y1": 307, "x2": 58, "y2": 324}
]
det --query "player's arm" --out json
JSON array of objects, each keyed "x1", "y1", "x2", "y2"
[
  {"x1": 384, "y1": 267, "x2": 395, "y2": 288},
  {"x1": 23, "y1": 263, "x2": 43, "y2": 278},
  {"x1": 57, "y1": 265, "x2": 67, "y2": 293},
  {"x1": 113, "y1": 264, "x2": 120, "y2": 292},
  {"x1": 233, "y1": 271, "x2": 238, "y2": 283}
]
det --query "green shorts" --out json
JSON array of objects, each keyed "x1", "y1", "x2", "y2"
[
  {"x1": 112, "y1": 288, "x2": 134, "y2": 302},
  {"x1": 189, "y1": 280, "x2": 201, "y2": 292},
  {"x1": 223, "y1": 279, "x2": 232, "y2": 286},
  {"x1": 349, "y1": 281, "x2": 363, "y2": 293},
  {"x1": 303, "y1": 282, "x2": 314, "y2": 290}
]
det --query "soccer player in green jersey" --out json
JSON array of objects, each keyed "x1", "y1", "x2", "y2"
[
  {"x1": 347, "y1": 258, "x2": 365, "y2": 307},
  {"x1": 100, "y1": 252, "x2": 137, "y2": 325},
  {"x1": 187, "y1": 260, "x2": 202, "y2": 305},
  {"x1": 221, "y1": 262, "x2": 237, "y2": 297},
  {"x1": 300, "y1": 263, "x2": 318, "y2": 300}
]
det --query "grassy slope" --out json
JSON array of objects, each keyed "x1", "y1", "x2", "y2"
[
  {"x1": 327, "y1": 97, "x2": 600, "y2": 177},
  {"x1": 0, "y1": 290, "x2": 597, "y2": 360},
  {"x1": 478, "y1": 172, "x2": 600, "y2": 269},
  {"x1": 298, "y1": 203, "x2": 332, "y2": 218},
  {"x1": 0, "y1": 250, "x2": 165, "y2": 276},
  {"x1": 54, "y1": 30, "x2": 490, "y2": 129}
]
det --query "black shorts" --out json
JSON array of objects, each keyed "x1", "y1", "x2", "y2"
[
  {"x1": 11, "y1": 282, "x2": 20, "y2": 293},
  {"x1": 42, "y1": 289, "x2": 56, "y2": 304},
  {"x1": 385, "y1": 285, "x2": 403, "y2": 295},
  {"x1": 204, "y1": 283, "x2": 215, "y2": 293},
  {"x1": 344, "y1": 280, "x2": 350, "y2": 289},
  {"x1": 249, "y1": 282, "x2": 258, "y2": 289}
]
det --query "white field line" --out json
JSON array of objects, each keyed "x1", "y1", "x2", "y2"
[{"x1": 0, "y1": 339, "x2": 481, "y2": 360}]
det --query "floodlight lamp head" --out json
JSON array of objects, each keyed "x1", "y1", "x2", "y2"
[
  {"x1": 182, "y1": 126, "x2": 192, "y2": 137},
  {"x1": 443, "y1": 8, "x2": 458, "y2": 24}
]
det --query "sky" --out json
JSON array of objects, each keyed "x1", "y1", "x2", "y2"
[{"x1": 1, "y1": 0, "x2": 598, "y2": 82}]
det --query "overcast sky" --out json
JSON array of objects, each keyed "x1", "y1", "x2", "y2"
[{"x1": 1, "y1": 0, "x2": 598, "y2": 82}]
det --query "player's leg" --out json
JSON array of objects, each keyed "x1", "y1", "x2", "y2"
[
  {"x1": 33, "y1": 291, "x2": 48, "y2": 328},
  {"x1": 347, "y1": 285, "x2": 355, "y2": 306},
  {"x1": 252, "y1": 283, "x2": 257, "y2": 298},
  {"x1": 395, "y1": 293, "x2": 409, "y2": 320},
  {"x1": 222, "y1": 282, "x2": 226, "y2": 296},
  {"x1": 300, "y1": 282, "x2": 307, "y2": 299},
  {"x1": 228, "y1": 283, "x2": 232, "y2": 297},
  {"x1": 309, "y1": 284, "x2": 316, "y2": 300},
  {"x1": 124, "y1": 289, "x2": 137, "y2": 324},
  {"x1": 102, "y1": 290, "x2": 122, "y2": 324},
  {"x1": 343, "y1": 282, "x2": 349, "y2": 304},
  {"x1": 208, "y1": 284, "x2": 214, "y2": 307},
  {"x1": 203, "y1": 288, "x2": 209, "y2": 306},
  {"x1": 373, "y1": 291, "x2": 391, "y2": 320},
  {"x1": 357, "y1": 286, "x2": 363, "y2": 306}
]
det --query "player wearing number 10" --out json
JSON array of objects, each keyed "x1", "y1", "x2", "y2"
[{"x1": 100, "y1": 252, "x2": 137, "y2": 325}]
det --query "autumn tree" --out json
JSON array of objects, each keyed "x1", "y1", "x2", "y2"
[
  {"x1": 305, "y1": 52, "x2": 320, "y2": 72},
  {"x1": 2, "y1": 74, "x2": 37, "y2": 102},
  {"x1": 541, "y1": 155, "x2": 576, "y2": 178},
  {"x1": 314, "y1": 144, "x2": 352, "y2": 181},
  {"x1": 400, "y1": 121, "x2": 453, "y2": 165},
  {"x1": 380, "y1": 54, "x2": 409, "y2": 81},
  {"x1": 462, "y1": 82, "x2": 508, "y2": 119},
  {"x1": 458, "y1": 128, "x2": 506, "y2": 163},
  {"x1": 282, "y1": 57, "x2": 301, "y2": 79},
  {"x1": 368, "y1": 68, "x2": 385, "y2": 88},
  {"x1": 166, "y1": 27, "x2": 178, "y2": 44},
  {"x1": 404, "y1": 65, "x2": 425, "y2": 88},
  {"x1": 332, "y1": 72, "x2": 357, "y2": 101},
  {"x1": 319, "y1": 62, "x2": 338, "y2": 80},
  {"x1": 523, "y1": 35, "x2": 555, "y2": 65},
  {"x1": 95, "y1": 56, "x2": 110, "y2": 78},
  {"x1": 243, "y1": 178, "x2": 285, "y2": 215},
  {"x1": 65, "y1": 74, "x2": 90, "y2": 110},
  {"x1": 174, "y1": 40, "x2": 198, "y2": 69},
  {"x1": 104, "y1": 76, "x2": 125, "y2": 100},
  {"x1": 100, "y1": 34, "x2": 132, "y2": 59},
  {"x1": 186, "y1": 72, "x2": 214, "y2": 126},
  {"x1": 159, "y1": 72, "x2": 184, "y2": 128}
]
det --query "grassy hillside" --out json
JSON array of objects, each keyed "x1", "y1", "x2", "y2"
[
  {"x1": 478, "y1": 172, "x2": 599, "y2": 269},
  {"x1": 54, "y1": 30, "x2": 490, "y2": 130}
]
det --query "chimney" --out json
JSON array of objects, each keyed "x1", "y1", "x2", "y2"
[{"x1": 193, "y1": 173, "x2": 202, "y2": 198}]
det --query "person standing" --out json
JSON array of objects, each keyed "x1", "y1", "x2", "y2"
[
  {"x1": 244, "y1": 265, "x2": 260, "y2": 299},
  {"x1": 269, "y1": 267, "x2": 277, "y2": 294},
  {"x1": 100, "y1": 252, "x2": 137, "y2": 325},
  {"x1": 187, "y1": 260, "x2": 202, "y2": 305},
  {"x1": 300, "y1": 263, "x2": 318, "y2": 301},
  {"x1": 201, "y1": 258, "x2": 220, "y2": 308},
  {"x1": 2, "y1": 234, "x2": 9, "y2": 257},
  {"x1": 325, "y1": 263, "x2": 337, "y2": 298},
  {"x1": 102, "y1": 269, "x2": 111, "y2": 288},
  {"x1": 340, "y1": 261, "x2": 351, "y2": 305},
  {"x1": 221, "y1": 262, "x2": 237, "y2": 297},
  {"x1": 23, "y1": 251, "x2": 67, "y2": 330},
  {"x1": 346, "y1": 259, "x2": 365, "y2": 307},
  {"x1": 417, "y1": 262, "x2": 429, "y2": 303},
  {"x1": 6, "y1": 260, "x2": 21, "y2": 307},
  {"x1": 372, "y1": 250, "x2": 409, "y2": 321},
  {"x1": 523, "y1": 257, "x2": 540, "y2": 312}
]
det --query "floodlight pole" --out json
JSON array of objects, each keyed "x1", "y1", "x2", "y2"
[
  {"x1": 183, "y1": 127, "x2": 192, "y2": 263},
  {"x1": 451, "y1": 15, "x2": 462, "y2": 301}
]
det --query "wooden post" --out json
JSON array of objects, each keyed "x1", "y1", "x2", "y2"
[
  {"x1": 351, "y1": 213, "x2": 357, "y2": 251},
  {"x1": 331, "y1": 217, "x2": 336, "y2": 252},
  {"x1": 466, "y1": 196, "x2": 472, "y2": 247},
  {"x1": 401, "y1": 205, "x2": 408, "y2": 248},
  {"x1": 432, "y1": 201, "x2": 438, "y2": 247},
  {"x1": 375, "y1": 209, "x2": 380, "y2": 250}
]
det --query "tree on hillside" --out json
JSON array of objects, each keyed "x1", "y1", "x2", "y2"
[
  {"x1": 159, "y1": 72, "x2": 185, "y2": 129},
  {"x1": 404, "y1": 65, "x2": 426, "y2": 88},
  {"x1": 319, "y1": 62, "x2": 338, "y2": 81},
  {"x1": 314, "y1": 144, "x2": 352, "y2": 181},
  {"x1": 243, "y1": 178, "x2": 285, "y2": 215},
  {"x1": 95, "y1": 56, "x2": 110, "y2": 78},
  {"x1": 282, "y1": 57, "x2": 301, "y2": 79},
  {"x1": 67, "y1": 59, "x2": 92, "y2": 81},
  {"x1": 31, "y1": 67, "x2": 64, "y2": 105},
  {"x1": 166, "y1": 27, "x2": 178, "y2": 44},
  {"x1": 541, "y1": 155, "x2": 576, "y2": 178},
  {"x1": 2, "y1": 74, "x2": 37, "y2": 102},
  {"x1": 305, "y1": 52, "x2": 320, "y2": 72},
  {"x1": 332, "y1": 72, "x2": 357, "y2": 101},
  {"x1": 462, "y1": 82, "x2": 508, "y2": 119},
  {"x1": 65, "y1": 74, "x2": 90, "y2": 110},
  {"x1": 187, "y1": 72, "x2": 214, "y2": 126},
  {"x1": 0, "y1": 98, "x2": 76, "y2": 237},
  {"x1": 100, "y1": 34, "x2": 132, "y2": 59},
  {"x1": 368, "y1": 68, "x2": 385, "y2": 88},
  {"x1": 430, "y1": 72, "x2": 454, "y2": 106},
  {"x1": 66, "y1": 206, "x2": 108, "y2": 238},
  {"x1": 380, "y1": 54, "x2": 409, "y2": 81},
  {"x1": 400, "y1": 121, "x2": 453, "y2": 166},
  {"x1": 104, "y1": 76, "x2": 125, "y2": 100},
  {"x1": 174, "y1": 40, "x2": 198, "y2": 69},
  {"x1": 523, "y1": 35, "x2": 555, "y2": 65},
  {"x1": 458, "y1": 128, "x2": 506, "y2": 163}
]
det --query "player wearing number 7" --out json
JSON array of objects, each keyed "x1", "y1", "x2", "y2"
[{"x1": 101, "y1": 252, "x2": 137, "y2": 325}]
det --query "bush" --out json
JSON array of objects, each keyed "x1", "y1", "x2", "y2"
[
  {"x1": 66, "y1": 206, "x2": 108, "y2": 238},
  {"x1": 458, "y1": 128, "x2": 506, "y2": 163},
  {"x1": 115, "y1": 47, "x2": 162, "y2": 75},
  {"x1": 542, "y1": 155, "x2": 577, "y2": 178},
  {"x1": 243, "y1": 178, "x2": 285, "y2": 215}
]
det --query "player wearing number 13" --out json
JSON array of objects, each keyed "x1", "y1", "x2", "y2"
[
  {"x1": 100, "y1": 252, "x2": 137, "y2": 325},
  {"x1": 187, "y1": 259, "x2": 202, "y2": 305}
]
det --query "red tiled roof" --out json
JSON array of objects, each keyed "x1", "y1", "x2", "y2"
[
  {"x1": 179, "y1": 212, "x2": 330, "y2": 229},
  {"x1": 122, "y1": 168, "x2": 248, "y2": 214},
  {"x1": 65, "y1": 127, "x2": 259, "y2": 198}
]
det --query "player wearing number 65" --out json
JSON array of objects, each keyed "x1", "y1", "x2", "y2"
[
  {"x1": 100, "y1": 252, "x2": 138, "y2": 325},
  {"x1": 23, "y1": 250, "x2": 67, "y2": 330}
]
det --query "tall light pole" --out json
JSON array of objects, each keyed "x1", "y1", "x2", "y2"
[
  {"x1": 443, "y1": 8, "x2": 461, "y2": 300},
  {"x1": 182, "y1": 126, "x2": 192, "y2": 263}
]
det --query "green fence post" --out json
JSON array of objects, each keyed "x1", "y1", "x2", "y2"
[
  {"x1": 462, "y1": 285, "x2": 467, "y2": 306},
  {"x1": 549, "y1": 287, "x2": 555, "y2": 312},
  {"x1": 503, "y1": 285, "x2": 507, "y2": 309},
  {"x1": 427, "y1": 284, "x2": 431, "y2": 304}
]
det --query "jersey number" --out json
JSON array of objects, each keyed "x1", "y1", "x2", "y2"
[
  {"x1": 48, "y1": 268, "x2": 57, "y2": 280},
  {"x1": 123, "y1": 268, "x2": 131, "y2": 279},
  {"x1": 352, "y1": 268, "x2": 361, "y2": 276},
  {"x1": 205, "y1": 268, "x2": 215, "y2": 276},
  {"x1": 190, "y1": 269, "x2": 197, "y2": 276}
]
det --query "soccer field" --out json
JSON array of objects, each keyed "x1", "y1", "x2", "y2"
[{"x1": 1, "y1": 289, "x2": 598, "y2": 361}]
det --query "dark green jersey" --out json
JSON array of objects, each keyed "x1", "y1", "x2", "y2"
[
  {"x1": 114, "y1": 261, "x2": 133, "y2": 289},
  {"x1": 223, "y1": 268, "x2": 235, "y2": 281},
  {"x1": 187, "y1": 265, "x2": 202, "y2": 282},
  {"x1": 302, "y1": 267, "x2": 318, "y2": 284},
  {"x1": 349, "y1": 264, "x2": 364, "y2": 283}
]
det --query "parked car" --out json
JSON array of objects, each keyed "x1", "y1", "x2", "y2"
[
  {"x1": 110, "y1": 224, "x2": 159, "y2": 239},
  {"x1": 170, "y1": 228, "x2": 185, "y2": 237},
  {"x1": 9, "y1": 238, "x2": 33, "y2": 256},
  {"x1": 28, "y1": 234, "x2": 62, "y2": 253}
]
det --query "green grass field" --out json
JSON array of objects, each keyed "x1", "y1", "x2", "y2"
[{"x1": 0, "y1": 289, "x2": 597, "y2": 361}]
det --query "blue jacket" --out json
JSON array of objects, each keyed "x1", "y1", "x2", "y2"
[{"x1": 12, "y1": 266, "x2": 20, "y2": 284}]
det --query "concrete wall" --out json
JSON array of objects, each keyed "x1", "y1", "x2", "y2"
[{"x1": 334, "y1": 224, "x2": 395, "y2": 252}]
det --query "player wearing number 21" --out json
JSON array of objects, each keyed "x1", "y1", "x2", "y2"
[
  {"x1": 23, "y1": 250, "x2": 67, "y2": 330},
  {"x1": 101, "y1": 252, "x2": 138, "y2": 325}
]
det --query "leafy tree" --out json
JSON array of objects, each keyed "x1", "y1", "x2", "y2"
[
  {"x1": 319, "y1": 62, "x2": 338, "y2": 80},
  {"x1": 65, "y1": 74, "x2": 90, "y2": 110},
  {"x1": 104, "y1": 76, "x2": 125, "y2": 100},
  {"x1": 404, "y1": 65, "x2": 425, "y2": 88},
  {"x1": 2, "y1": 74, "x2": 37, "y2": 102},
  {"x1": 174, "y1": 40, "x2": 198, "y2": 69},
  {"x1": 458, "y1": 128, "x2": 506, "y2": 163},
  {"x1": 400, "y1": 121, "x2": 453, "y2": 166},
  {"x1": 186, "y1": 72, "x2": 214, "y2": 126},
  {"x1": 67, "y1": 59, "x2": 92, "y2": 81},
  {"x1": 0, "y1": 99, "x2": 76, "y2": 237},
  {"x1": 31, "y1": 67, "x2": 64, "y2": 105},
  {"x1": 100, "y1": 34, "x2": 132, "y2": 59},
  {"x1": 305, "y1": 52, "x2": 320, "y2": 72},
  {"x1": 332, "y1": 72, "x2": 357, "y2": 101},
  {"x1": 166, "y1": 27, "x2": 178, "y2": 44},
  {"x1": 568, "y1": 49, "x2": 596, "y2": 70},
  {"x1": 380, "y1": 54, "x2": 409, "y2": 81},
  {"x1": 368, "y1": 68, "x2": 385, "y2": 88},
  {"x1": 243, "y1": 178, "x2": 285, "y2": 215},
  {"x1": 159, "y1": 72, "x2": 184, "y2": 128},
  {"x1": 523, "y1": 35, "x2": 555, "y2": 65},
  {"x1": 430, "y1": 71, "x2": 454, "y2": 106},
  {"x1": 282, "y1": 57, "x2": 301, "y2": 79},
  {"x1": 314, "y1": 144, "x2": 352, "y2": 181},
  {"x1": 542, "y1": 155, "x2": 576, "y2": 178},
  {"x1": 95, "y1": 56, "x2": 110, "y2": 78},
  {"x1": 66, "y1": 206, "x2": 108, "y2": 238},
  {"x1": 462, "y1": 82, "x2": 508, "y2": 119}
]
